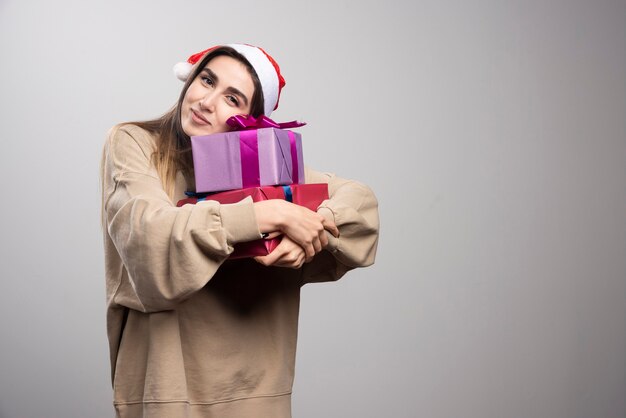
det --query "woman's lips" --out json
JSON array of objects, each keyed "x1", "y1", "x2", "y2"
[{"x1": 191, "y1": 109, "x2": 211, "y2": 125}]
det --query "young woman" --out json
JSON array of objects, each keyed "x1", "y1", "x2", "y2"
[{"x1": 101, "y1": 43, "x2": 379, "y2": 418}]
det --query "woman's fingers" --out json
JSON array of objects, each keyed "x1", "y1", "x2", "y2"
[
  {"x1": 302, "y1": 241, "x2": 316, "y2": 260},
  {"x1": 319, "y1": 230, "x2": 329, "y2": 248},
  {"x1": 254, "y1": 250, "x2": 281, "y2": 266},
  {"x1": 272, "y1": 238, "x2": 305, "y2": 268},
  {"x1": 322, "y1": 218, "x2": 339, "y2": 238},
  {"x1": 254, "y1": 237, "x2": 306, "y2": 269},
  {"x1": 280, "y1": 205, "x2": 324, "y2": 256},
  {"x1": 254, "y1": 200, "x2": 340, "y2": 258},
  {"x1": 312, "y1": 234, "x2": 322, "y2": 254}
]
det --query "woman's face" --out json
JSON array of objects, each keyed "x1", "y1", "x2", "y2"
[{"x1": 181, "y1": 55, "x2": 255, "y2": 137}]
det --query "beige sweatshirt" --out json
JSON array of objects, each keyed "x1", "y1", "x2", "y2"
[{"x1": 101, "y1": 124, "x2": 379, "y2": 418}]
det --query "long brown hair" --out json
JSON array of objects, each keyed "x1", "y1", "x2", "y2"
[{"x1": 131, "y1": 46, "x2": 265, "y2": 199}]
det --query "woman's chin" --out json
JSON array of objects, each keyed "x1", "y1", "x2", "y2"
[
  {"x1": 183, "y1": 125, "x2": 211, "y2": 137},
  {"x1": 183, "y1": 123, "x2": 229, "y2": 137}
]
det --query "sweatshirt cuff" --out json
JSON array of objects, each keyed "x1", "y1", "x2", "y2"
[
  {"x1": 317, "y1": 206, "x2": 339, "y2": 253},
  {"x1": 219, "y1": 196, "x2": 262, "y2": 244}
]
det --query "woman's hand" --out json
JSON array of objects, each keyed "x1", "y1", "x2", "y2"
[
  {"x1": 254, "y1": 236, "x2": 307, "y2": 268},
  {"x1": 253, "y1": 200, "x2": 339, "y2": 259}
]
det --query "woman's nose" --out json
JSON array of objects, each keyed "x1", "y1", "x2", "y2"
[{"x1": 199, "y1": 93, "x2": 216, "y2": 112}]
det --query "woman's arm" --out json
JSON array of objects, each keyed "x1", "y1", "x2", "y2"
[
  {"x1": 102, "y1": 125, "x2": 262, "y2": 312},
  {"x1": 300, "y1": 167, "x2": 380, "y2": 283},
  {"x1": 311, "y1": 168, "x2": 379, "y2": 260}
]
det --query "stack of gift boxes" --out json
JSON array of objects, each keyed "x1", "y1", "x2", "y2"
[{"x1": 177, "y1": 115, "x2": 328, "y2": 258}]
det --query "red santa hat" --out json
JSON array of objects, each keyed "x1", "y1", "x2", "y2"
[{"x1": 173, "y1": 43, "x2": 285, "y2": 116}]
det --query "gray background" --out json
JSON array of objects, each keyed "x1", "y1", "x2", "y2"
[{"x1": 0, "y1": 0, "x2": 624, "y2": 417}]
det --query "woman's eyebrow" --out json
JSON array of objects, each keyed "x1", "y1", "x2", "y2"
[
  {"x1": 224, "y1": 86, "x2": 249, "y2": 107},
  {"x1": 201, "y1": 67, "x2": 218, "y2": 82},
  {"x1": 201, "y1": 67, "x2": 249, "y2": 106}
]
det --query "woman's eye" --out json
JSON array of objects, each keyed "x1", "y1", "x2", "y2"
[
  {"x1": 201, "y1": 76, "x2": 214, "y2": 86},
  {"x1": 227, "y1": 96, "x2": 239, "y2": 106}
]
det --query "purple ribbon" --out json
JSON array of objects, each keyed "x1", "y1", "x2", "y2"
[
  {"x1": 287, "y1": 131, "x2": 299, "y2": 184},
  {"x1": 239, "y1": 130, "x2": 260, "y2": 188},
  {"x1": 227, "y1": 114, "x2": 306, "y2": 130},
  {"x1": 230, "y1": 115, "x2": 304, "y2": 186}
]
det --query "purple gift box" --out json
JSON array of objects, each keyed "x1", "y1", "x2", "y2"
[{"x1": 191, "y1": 127, "x2": 305, "y2": 193}]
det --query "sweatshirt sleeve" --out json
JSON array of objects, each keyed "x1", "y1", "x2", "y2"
[
  {"x1": 101, "y1": 125, "x2": 262, "y2": 312},
  {"x1": 300, "y1": 167, "x2": 380, "y2": 284}
]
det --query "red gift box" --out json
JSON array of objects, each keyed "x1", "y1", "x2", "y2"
[{"x1": 177, "y1": 183, "x2": 329, "y2": 258}]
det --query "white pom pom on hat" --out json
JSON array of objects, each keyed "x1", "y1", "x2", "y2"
[
  {"x1": 173, "y1": 43, "x2": 285, "y2": 116},
  {"x1": 173, "y1": 61, "x2": 194, "y2": 81}
]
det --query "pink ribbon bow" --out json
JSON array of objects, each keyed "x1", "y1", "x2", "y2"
[{"x1": 227, "y1": 114, "x2": 306, "y2": 130}]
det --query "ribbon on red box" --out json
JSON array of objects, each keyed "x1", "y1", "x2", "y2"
[{"x1": 181, "y1": 184, "x2": 294, "y2": 204}]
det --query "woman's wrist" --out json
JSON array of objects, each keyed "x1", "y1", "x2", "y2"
[{"x1": 253, "y1": 200, "x2": 285, "y2": 233}]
